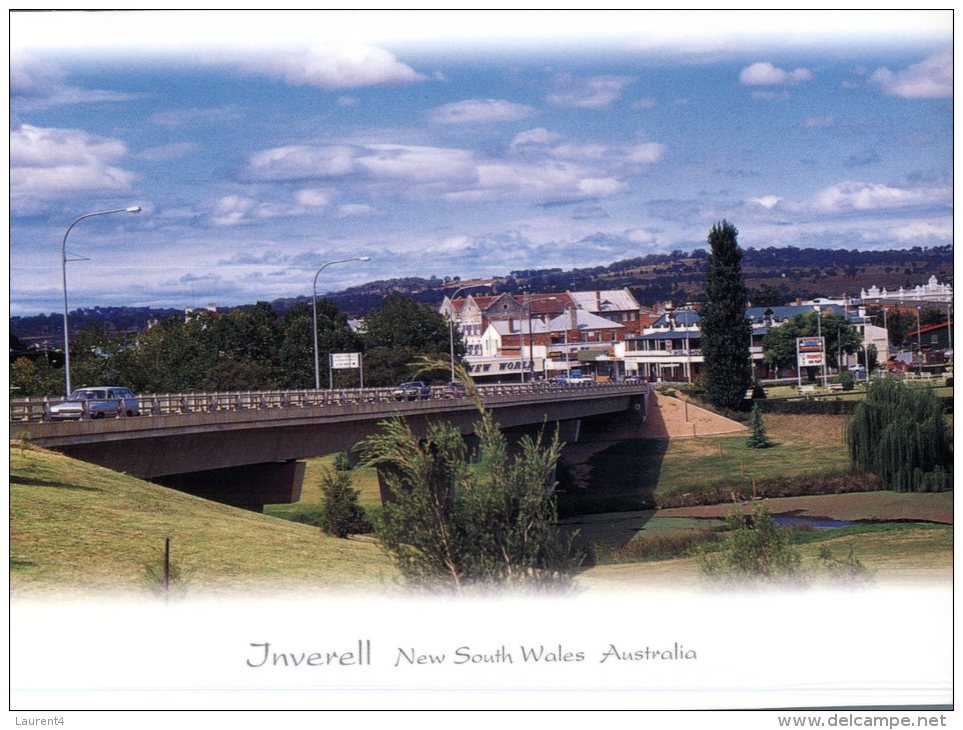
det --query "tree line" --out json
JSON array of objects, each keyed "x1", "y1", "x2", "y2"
[{"x1": 10, "y1": 292, "x2": 461, "y2": 397}]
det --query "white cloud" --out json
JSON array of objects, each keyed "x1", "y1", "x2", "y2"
[
  {"x1": 749, "y1": 195, "x2": 782, "y2": 209},
  {"x1": 234, "y1": 45, "x2": 424, "y2": 90},
  {"x1": 808, "y1": 180, "x2": 949, "y2": 212},
  {"x1": 429, "y1": 98, "x2": 536, "y2": 124},
  {"x1": 890, "y1": 221, "x2": 953, "y2": 241},
  {"x1": 628, "y1": 143, "x2": 666, "y2": 164},
  {"x1": 10, "y1": 53, "x2": 141, "y2": 109},
  {"x1": 356, "y1": 145, "x2": 478, "y2": 183},
  {"x1": 295, "y1": 189, "x2": 332, "y2": 208},
  {"x1": 337, "y1": 96, "x2": 358, "y2": 107},
  {"x1": 211, "y1": 195, "x2": 257, "y2": 226},
  {"x1": 511, "y1": 128, "x2": 563, "y2": 149},
  {"x1": 870, "y1": 51, "x2": 952, "y2": 99},
  {"x1": 546, "y1": 74, "x2": 632, "y2": 109},
  {"x1": 10, "y1": 124, "x2": 137, "y2": 213},
  {"x1": 451, "y1": 160, "x2": 626, "y2": 204},
  {"x1": 246, "y1": 145, "x2": 358, "y2": 181},
  {"x1": 739, "y1": 61, "x2": 813, "y2": 86}
]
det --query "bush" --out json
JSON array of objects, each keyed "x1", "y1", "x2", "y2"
[
  {"x1": 697, "y1": 503, "x2": 803, "y2": 585},
  {"x1": 839, "y1": 371, "x2": 855, "y2": 391},
  {"x1": 319, "y1": 468, "x2": 372, "y2": 538},
  {"x1": 332, "y1": 451, "x2": 352, "y2": 472},
  {"x1": 656, "y1": 470, "x2": 883, "y2": 509}
]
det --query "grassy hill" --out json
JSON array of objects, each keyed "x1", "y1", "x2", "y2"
[{"x1": 10, "y1": 443, "x2": 397, "y2": 598}]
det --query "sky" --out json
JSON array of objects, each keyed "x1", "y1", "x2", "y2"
[{"x1": 8, "y1": 10, "x2": 954, "y2": 317}]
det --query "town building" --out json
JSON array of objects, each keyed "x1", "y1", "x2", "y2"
[
  {"x1": 617, "y1": 304, "x2": 889, "y2": 383},
  {"x1": 860, "y1": 276, "x2": 953, "y2": 305},
  {"x1": 441, "y1": 288, "x2": 652, "y2": 380}
]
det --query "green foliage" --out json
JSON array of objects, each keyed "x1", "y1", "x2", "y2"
[
  {"x1": 361, "y1": 293, "x2": 459, "y2": 386},
  {"x1": 319, "y1": 468, "x2": 372, "y2": 538},
  {"x1": 762, "y1": 311, "x2": 861, "y2": 375},
  {"x1": 10, "y1": 356, "x2": 62, "y2": 397},
  {"x1": 359, "y1": 369, "x2": 582, "y2": 592},
  {"x1": 333, "y1": 452, "x2": 352, "y2": 472},
  {"x1": 698, "y1": 503, "x2": 803, "y2": 584},
  {"x1": 847, "y1": 378, "x2": 952, "y2": 492},
  {"x1": 700, "y1": 221, "x2": 753, "y2": 410},
  {"x1": 745, "y1": 404, "x2": 773, "y2": 449},
  {"x1": 817, "y1": 543, "x2": 872, "y2": 584},
  {"x1": 839, "y1": 371, "x2": 855, "y2": 391}
]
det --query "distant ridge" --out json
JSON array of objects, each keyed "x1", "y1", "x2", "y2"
[{"x1": 11, "y1": 245, "x2": 953, "y2": 341}]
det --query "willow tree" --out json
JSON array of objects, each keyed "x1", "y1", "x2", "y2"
[
  {"x1": 847, "y1": 379, "x2": 952, "y2": 492},
  {"x1": 700, "y1": 221, "x2": 753, "y2": 409}
]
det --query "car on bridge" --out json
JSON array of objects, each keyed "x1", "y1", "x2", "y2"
[
  {"x1": 391, "y1": 381, "x2": 432, "y2": 401},
  {"x1": 47, "y1": 387, "x2": 141, "y2": 420},
  {"x1": 441, "y1": 381, "x2": 467, "y2": 399}
]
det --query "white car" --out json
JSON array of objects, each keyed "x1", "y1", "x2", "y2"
[{"x1": 48, "y1": 387, "x2": 141, "y2": 420}]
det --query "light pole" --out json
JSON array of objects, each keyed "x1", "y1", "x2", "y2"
[
  {"x1": 814, "y1": 305, "x2": 828, "y2": 388},
  {"x1": 916, "y1": 306, "x2": 923, "y2": 376},
  {"x1": 312, "y1": 257, "x2": 370, "y2": 390},
  {"x1": 61, "y1": 205, "x2": 141, "y2": 396}
]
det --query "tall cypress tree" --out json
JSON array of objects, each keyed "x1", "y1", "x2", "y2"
[{"x1": 700, "y1": 220, "x2": 752, "y2": 409}]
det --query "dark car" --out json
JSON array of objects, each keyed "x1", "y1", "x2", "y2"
[
  {"x1": 392, "y1": 381, "x2": 432, "y2": 401},
  {"x1": 441, "y1": 381, "x2": 467, "y2": 398},
  {"x1": 47, "y1": 387, "x2": 141, "y2": 420}
]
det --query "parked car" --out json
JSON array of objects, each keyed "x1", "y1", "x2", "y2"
[
  {"x1": 391, "y1": 381, "x2": 432, "y2": 401},
  {"x1": 441, "y1": 381, "x2": 467, "y2": 398},
  {"x1": 623, "y1": 374, "x2": 645, "y2": 384},
  {"x1": 47, "y1": 387, "x2": 141, "y2": 420}
]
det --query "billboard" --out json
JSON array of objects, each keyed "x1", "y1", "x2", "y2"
[{"x1": 796, "y1": 337, "x2": 824, "y2": 367}]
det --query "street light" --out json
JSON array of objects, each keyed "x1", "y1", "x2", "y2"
[
  {"x1": 916, "y1": 306, "x2": 923, "y2": 376},
  {"x1": 814, "y1": 305, "x2": 828, "y2": 388},
  {"x1": 61, "y1": 205, "x2": 141, "y2": 396},
  {"x1": 312, "y1": 257, "x2": 370, "y2": 390}
]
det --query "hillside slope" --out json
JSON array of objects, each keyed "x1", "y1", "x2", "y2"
[{"x1": 10, "y1": 444, "x2": 397, "y2": 598}]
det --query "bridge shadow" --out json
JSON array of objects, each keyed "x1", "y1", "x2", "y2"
[
  {"x1": 555, "y1": 402, "x2": 671, "y2": 551},
  {"x1": 11, "y1": 476, "x2": 104, "y2": 493}
]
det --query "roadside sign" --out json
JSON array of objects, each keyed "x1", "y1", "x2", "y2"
[
  {"x1": 796, "y1": 337, "x2": 824, "y2": 352},
  {"x1": 330, "y1": 352, "x2": 361, "y2": 369}
]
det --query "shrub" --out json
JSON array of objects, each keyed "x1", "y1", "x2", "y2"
[
  {"x1": 332, "y1": 451, "x2": 352, "y2": 472},
  {"x1": 697, "y1": 502, "x2": 803, "y2": 585},
  {"x1": 319, "y1": 468, "x2": 372, "y2": 538},
  {"x1": 839, "y1": 371, "x2": 855, "y2": 391}
]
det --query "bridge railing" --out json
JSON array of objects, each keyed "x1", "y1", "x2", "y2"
[{"x1": 9, "y1": 379, "x2": 643, "y2": 423}]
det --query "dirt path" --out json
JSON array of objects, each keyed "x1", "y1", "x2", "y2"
[{"x1": 637, "y1": 390, "x2": 747, "y2": 439}]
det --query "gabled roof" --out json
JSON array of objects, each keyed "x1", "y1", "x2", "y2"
[
  {"x1": 547, "y1": 310, "x2": 624, "y2": 332},
  {"x1": 650, "y1": 310, "x2": 701, "y2": 328},
  {"x1": 569, "y1": 288, "x2": 639, "y2": 312}
]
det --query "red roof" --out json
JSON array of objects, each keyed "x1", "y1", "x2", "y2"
[{"x1": 907, "y1": 321, "x2": 953, "y2": 338}]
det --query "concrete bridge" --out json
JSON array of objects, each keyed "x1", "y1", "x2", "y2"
[{"x1": 11, "y1": 382, "x2": 647, "y2": 510}]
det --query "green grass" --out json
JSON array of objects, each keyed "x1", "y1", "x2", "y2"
[
  {"x1": 10, "y1": 443, "x2": 397, "y2": 596},
  {"x1": 576, "y1": 522, "x2": 952, "y2": 586},
  {"x1": 264, "y1": 454, "x2": 384, "y2": 526},
  {"x1": 559, "y1": 427, "x2": 853, "y2": 515}
]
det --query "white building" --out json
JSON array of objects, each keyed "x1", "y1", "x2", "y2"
[{"x1": 860, "y1": 276, "x2": 953, "y2": 305}]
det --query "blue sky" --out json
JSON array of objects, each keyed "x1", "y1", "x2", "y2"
[{"x1": 8, "y1": 10, "x2": 953, "y2": 316}]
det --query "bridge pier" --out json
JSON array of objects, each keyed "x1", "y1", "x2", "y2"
[{"x1": 153, "y1": 460, "x2": 305, "y2": 512}]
